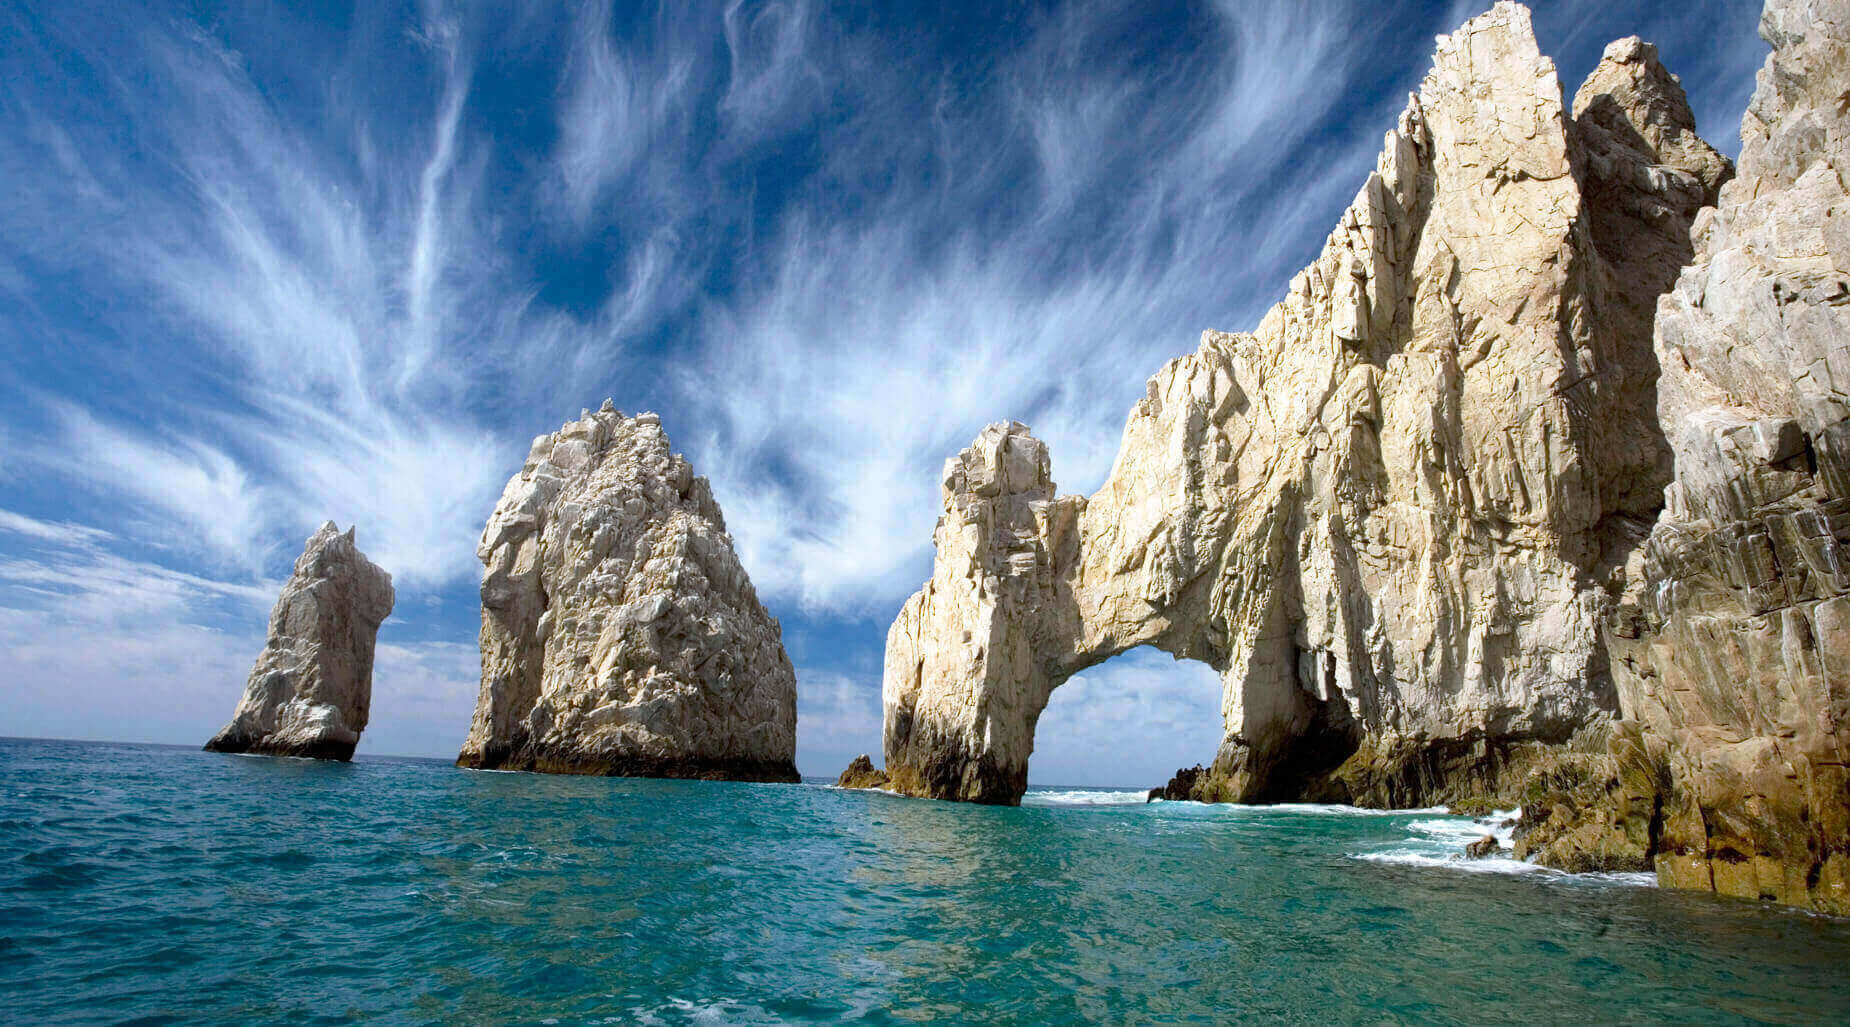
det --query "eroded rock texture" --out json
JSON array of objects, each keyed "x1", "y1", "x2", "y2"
[
  {"x1": 1593, "y1": 0, "x2": 1850, "y2": 911},
  {"x1": 456, "y1": 403, "x2": 798, "y2": 782},
  {"x1": 206, "y1": 522, "x2": 394, "y2": 761},
  {"x1": 836, "y1": 754, "x2": 890, "y2": 790},
  {"x1": 875, "y1": 3, "x2": 1731, "y2": 807}
]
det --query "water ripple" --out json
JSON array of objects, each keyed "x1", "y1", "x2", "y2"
[{"x1": 4, "y1": 739, "x2": 1850, "y2": 1022}]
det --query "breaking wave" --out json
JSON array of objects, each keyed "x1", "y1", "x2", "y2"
[
  {"x1": 1351, "y1": 807, "x2": 1656, "y2": 886},
  {"x1": 1023, "y1": 788, "x2": 1151, "y2": 806}
]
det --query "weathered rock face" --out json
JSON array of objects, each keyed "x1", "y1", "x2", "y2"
[
  {"x1": 883, "y1": 423, "x2": 1084, "y2": 802},
  {"x1": 206, "y1": 522, "x2": 394, "y2": 761},
  {"x1": 456, "y1": 402, "x2": 799, "y2": 782},
  {"x1": 1591, "y1": 0, "x2": 1850, "y2": 911},
  {"x1": 836, "y1": 754, "x2": 890, "y2": 790},
  {"x1": 874, "y1": 3, "x2": 1731, "y2": 807},
  {"x1": 1151, "y1": 765, "x2": 1212, "y2": 803}
]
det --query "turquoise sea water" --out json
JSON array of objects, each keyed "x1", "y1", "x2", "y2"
[{"x1": 5, "y1": 738, "x2": 1850, "y2": 1023}]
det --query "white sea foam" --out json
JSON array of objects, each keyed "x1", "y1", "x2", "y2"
[
  {"x1": 824, "y1": 783, "x2": 905, "y2": 798},
  {"x1": 1254, "y1": 803, "x2": 1450, "y2": 817},
  {"x1": 1354, "y1": 850, "x2": 1553, "y2": 875},
  {"x1": 1352, "y1": 807, "x2": 1656, "y2": 887},
  {"x1": 622, "y1": 996, "x2": 772, "y2": 1025},
  {"x1": 1024, "y1": 788, "x2": 1151, "y2": 806}
]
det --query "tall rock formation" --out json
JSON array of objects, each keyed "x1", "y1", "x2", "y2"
[
  {"x1": 875, "y1": 3, "x2": 1731, "y2": 807},
  {"x1": 206, "y1": 522, "x2": 395, "y2": 761},
  {"x1": 1593, "y1": 0, "x2": 1850, "y2": 911},
  {"x1": 456, "y1": 402, "x2": 799, "y2": 782}
]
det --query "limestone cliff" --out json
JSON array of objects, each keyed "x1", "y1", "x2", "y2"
[
  {"x1": 206, "y1": 522, "x2": 394, "y2": 761},
  {"x1": 456, "y1": 402, "x2": 798, "y2": 782},
  {"x1": 872, "y1": 3, "x2": 1730, "y2": 807},
  {"x1": 1587, "y1": 0, "x2": 1850, "y2": 911}
]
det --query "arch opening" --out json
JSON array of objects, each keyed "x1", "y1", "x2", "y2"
[{"x1": 1026, "y1": 646, "x2": 1225, "y2": 791}]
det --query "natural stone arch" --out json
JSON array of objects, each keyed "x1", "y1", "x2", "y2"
[
  {"x1": 873, "y1": 5, "x2": 1731, "y2": 807},
  {"x1": 879, "y1": 421, "x2": 1362, "y2": 805}
]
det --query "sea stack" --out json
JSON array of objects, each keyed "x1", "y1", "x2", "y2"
[
  {"x1": 869, "y1": 2, "x2": 1731, "y2": 808},
  {"x1": 205, "y1": 522, "x2": 395, "y2": 761},
  {"x1": 456, "y1": 402, "x2": 799, "y2": 782}
]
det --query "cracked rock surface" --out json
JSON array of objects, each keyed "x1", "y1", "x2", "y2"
[
  {"x1": 206, "y1": 522, "x2": 394, "y2": 761},
  {"x1": 870, "y1": 3, "x2": 1731, "y2": 809},
  {"x1": 457, "y1": 403, "x2": 798, "y2": 782},
  {"x1": 1590, "y1": 0, "x2": 1850, "y2": 912}
]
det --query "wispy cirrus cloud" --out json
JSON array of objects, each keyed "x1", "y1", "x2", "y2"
[
  {"x1": 553, "y1": 0, "x2": 700, "y2": 227},
  {"x1": 46, "y1": 405, "x2": 275, "y2": 573},
  {"x1": 1, "y1": 2, "x2": 534, "y2": 588},
  {"x1": 677, "y1": 0, "x2": 1407, "y2": 614}
]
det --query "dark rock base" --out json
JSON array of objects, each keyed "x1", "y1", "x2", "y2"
[
  {"x1": 1150, "y1": 730, "x2": 1617, "y2": 812},
  {"x1": 204, "y1": 734, "x2": 357, "y2": 761},
  {"x1": 1149, "y1": 764, "x2": 1212, "y2": 802},
  {"x1": 881, "y1": 723, "x2": 1028, "y2": 804},
  {"x1": 455, "y1": 745, "x2": 800, "y2": 783}
]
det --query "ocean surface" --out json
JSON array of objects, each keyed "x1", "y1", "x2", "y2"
[{"x1": 5, "y1": 739, "x2": 1850, "y2": 1023}]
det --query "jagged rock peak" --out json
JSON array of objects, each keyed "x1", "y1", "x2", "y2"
[
  {"x1": 869, "y1": 2, "x2": 1731, "y2": 809},
  {"x1": 205, "y1": 522, "x2": 395, "y2": 761},
  {"x1": 456, "y1": 405, "x2": 798, "y2": 782},
  {"x1": 943, "y1": 421, "x2": 1054, "y2": 504}
]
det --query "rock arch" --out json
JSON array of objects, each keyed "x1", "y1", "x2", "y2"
[{"x1": 876, "y1": 4, "x2": 1732, "y2": 807}]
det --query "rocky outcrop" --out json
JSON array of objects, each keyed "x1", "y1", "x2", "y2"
[
  {"x1": 1581, "y1": 0, "x2": 1850, "y2": 911},
  {"x1": 836, "y1": 754, "x2": 890, "y2": 790},
  {"x1": 206, "y1": 522, "x2": 394, "y2": 761},
  {"x1": 881, "y1": 423, "x2": 1083, "y2": 802},
  {"x1": 1150, "y1": 765, "x2": 1212, "y2": 802},
  {"x1": 456, "y1": 403, "x2": 798, "y2": 782},
  {"x1": 1507, "y1": 747, "x2": 1657, "y2": 872},
  {"x1": 873, "y1": 3, "x2": 1730, "y2": 807}
]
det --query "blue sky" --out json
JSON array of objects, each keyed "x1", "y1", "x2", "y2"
[{"x1": 0, "y1": 0, "x2": 1765, "y2": 783}]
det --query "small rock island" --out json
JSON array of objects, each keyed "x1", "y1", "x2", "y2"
[
  {"x1": 205, "y1": 522, "x2": 395, "y2": 761},
  {"x1": 456, "y1": 402, "x2": 799, "y2": 782}
]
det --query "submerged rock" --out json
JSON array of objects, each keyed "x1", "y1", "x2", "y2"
[
  {"x1": 456, "y1": 404, "x2": 798, "y2": 782},
  {"x1": 206, "y1": 522, "x2": 394, "y2": 761},
  {"x1": 876, "y1": 3, "x2": 1728, "y2": 808}
]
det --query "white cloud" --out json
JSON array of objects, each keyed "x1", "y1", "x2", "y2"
[
  {"x1": 3, "y1": 3, "x2": 546, "y2": 589},
  {"x1": 0, "y1": 506, "x2": 480, "y2": 757},
  {"x1": 677, "y1": 0, "x2": 1398, "y2": 615},
  {"x1": 367, "y1": 639, "x2": 482, "y2": 758},
  {"x1": 1030, "y1": 648, "x2": 1227, "y2": 787},
  {"x1": 51, "y1": 405, "x2": 276, "y2": 573},
  {"x1": 795, "y1": 669, "x2": 883, "y2": 778},
  {"x1": 553, "y1": 0, "x2": 699, "y2": 226},
  {"x1": 719, "y1": 0, "x2": 819, "y2": 132},
  {"x1": 0, "y1": 520, "x2": 273, "y2": 746},
  {"x1": 0, "y1": 509, "x2": 114, "y2": 547}
]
